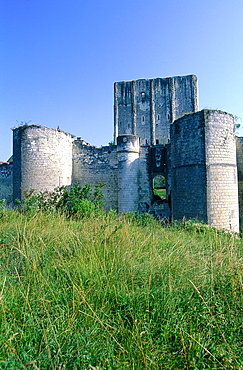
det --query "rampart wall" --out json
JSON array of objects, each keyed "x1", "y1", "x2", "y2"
[{"x1": 72, "y1": 140, "x2": 118, "y2": 211}]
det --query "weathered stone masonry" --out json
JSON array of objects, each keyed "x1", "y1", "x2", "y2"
[
  {"x1": 72, "y1": 139, "x2": 118, "y2": 211},
  {"x1": 0, "y1": 74, "x2": 242, "y2": 232},
  {"x1": 114, "y1": 75, "x2": 198, "y2": 145},
  {"x1": 12, "y1": 126, "x2": 73, "y2": 202},
  {"x1": 171, "y1": 110, "x2": 239, "y2": 231}
]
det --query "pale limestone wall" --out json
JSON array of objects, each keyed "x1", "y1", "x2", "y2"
[
  {"x1": 13, "y1": 126, "x2": 73, "y2": 200},
  {"x1": 114, "y1": 75, "x2": 198, "y2": 146},
  {"x1": 205, "y1": 111, "x2": 239, "y2": 232},
  {"x1": 153, "y1": 78, "x2": 172, "y2": 145},
  {"x1": 171, "y1": 110, "x2": 239, "y2": 232},
  {"x1": 134, "y1": 79, "x2": 153, "y2": 145},
  {"x1": 117, "y1": 135, "x2": 140, "y2": 212},
  {"x1": 0, "y1": 162, "x2": 13, "y2": 204},
  {"x1": 173, "y1": 75, "x2": 198, "y2": 119},
  {"x1": 72, "y1": 140, "x2": 118, "y2": 211},
  {"x1": 114, "y1": 81, "x2": 135, "y2": 139}
]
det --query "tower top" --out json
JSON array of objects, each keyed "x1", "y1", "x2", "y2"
[{"x1": 114, "y1": 75, "x2": 198, "y2": 146}]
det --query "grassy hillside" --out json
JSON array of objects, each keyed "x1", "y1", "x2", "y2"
[{"x1": 0, "y1": 210, "x2": 243, "y2": 369}]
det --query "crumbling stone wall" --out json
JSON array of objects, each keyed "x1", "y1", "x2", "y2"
[{"x1": 72, "y1": 139, "x2": 118, "y2": 211}]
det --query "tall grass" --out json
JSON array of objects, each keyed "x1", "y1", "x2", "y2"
[{"x1": 0, "y1": 210, "x2": 243, "y2": 369}]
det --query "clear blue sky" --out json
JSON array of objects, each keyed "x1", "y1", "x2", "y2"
[{"x1": 1, "y1": 0, "x2": 243, "y2": 160}]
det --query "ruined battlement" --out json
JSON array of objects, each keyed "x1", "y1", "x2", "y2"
[{"x1": 0, "y1": 75, "x2": 241, "y2": 232}]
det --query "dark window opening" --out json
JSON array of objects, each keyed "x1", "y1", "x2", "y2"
[
  {"x1": 158, "y1": 115, "x2": 160, "y2": 120},
  {"x1": 156, "y1": 139, "x2": 159, "y2": 144}
]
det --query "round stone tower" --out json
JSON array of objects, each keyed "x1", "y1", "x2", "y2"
[
  {"x1": 117, "y1": 135, "x2": 140, "y2": 213},
  {"x1": 13, "y1": 125, "x2": 73, "y2": 201},
  {"x1": 171, "y1": 110, "x2": 239, "y2": 232},
  {"x1": 205, "y1": 110, "x2": 239, "y2": 232}
]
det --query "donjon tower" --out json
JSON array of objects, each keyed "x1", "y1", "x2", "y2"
[{"x1": 114, "y1": 75, "x2": 198, "y2": 145}]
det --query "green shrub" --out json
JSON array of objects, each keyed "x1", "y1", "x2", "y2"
[{"x1": 17, "y1": 183, "x2": 105, "y2": 218}]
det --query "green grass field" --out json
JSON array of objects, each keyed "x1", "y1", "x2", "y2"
[
  {"x1": 153, "y1": 188, "x2": 166, "y2": 198},
  {"x1": 0, "y1": 210, "x2": 243, "y2": 369}
]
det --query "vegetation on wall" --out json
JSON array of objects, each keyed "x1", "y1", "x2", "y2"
[{"x1": 17, "y1": 183, "x2": 105, "y2": 218}]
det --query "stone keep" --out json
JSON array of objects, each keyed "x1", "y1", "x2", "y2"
[
  {"x1": 114, "y1": 75, "x2": 198, "y2": 145},
  {"x1": 0, "y1": 74, "x2": 241, "y2": 232}
]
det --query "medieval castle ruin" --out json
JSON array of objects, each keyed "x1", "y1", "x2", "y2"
[{"x1": 1, "y1": 74, "x2": 243, "y2": 232}]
